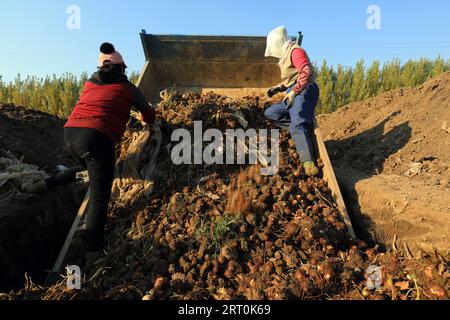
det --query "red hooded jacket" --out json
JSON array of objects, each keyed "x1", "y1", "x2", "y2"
[{"x1": 65, "y1": 71, "x2": 155, "y2": 143}]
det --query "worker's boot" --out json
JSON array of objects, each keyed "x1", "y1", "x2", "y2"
[
  {"x1": 304, "y1": 161, "x2": 319, "y2": 177},
  {"x1": 24, "y1": 180, "x2": 48, "y2": 194}
]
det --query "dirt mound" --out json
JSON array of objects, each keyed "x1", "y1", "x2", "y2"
[
  {"x1": 14, "y1": 91, "x2": 447, "y2": 301},
  {"x1": 0, "y1": 103, "x2": 74, "y2": 170},
  {"x1": 0, "y1": 103, "x2": 86, "y2": 291},
  {"x1": 318, "y1": 71, "x2": 450, "y2": 256}
]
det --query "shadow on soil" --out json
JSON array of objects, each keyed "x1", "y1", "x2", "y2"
[
  {"x1": 0, "y1": 184, "x2": 87, "y2": 291},
  {"x1": 323, "y1": 112, "x2": 412, "y2": 244}
]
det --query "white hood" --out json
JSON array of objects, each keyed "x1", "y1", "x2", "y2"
[{"x1": 265, "y1": 26, "x2": 290, "y2": 59}]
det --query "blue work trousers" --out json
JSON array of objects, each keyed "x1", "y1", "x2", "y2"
[{"x1": 264, "y1": 82, "x2": 320, "y2": 163}]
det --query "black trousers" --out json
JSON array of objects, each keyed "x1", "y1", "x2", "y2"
[{"x1": 63, "y1": 127, "x2": 116, "y2": 248}]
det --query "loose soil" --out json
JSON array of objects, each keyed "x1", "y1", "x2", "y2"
[
  {"x1": 0, "y1": 103, "x2": 86, "y2": 291},
  {"x1": 318, "y1": 72, "x2": 450, "y2": 256},
  {"x1": 7, "y1": 91, "x2": 446, "y2": 301}
]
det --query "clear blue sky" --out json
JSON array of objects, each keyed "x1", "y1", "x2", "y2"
[{"x1": 1, "y1": 0, "x2": 449, "y2": 82}]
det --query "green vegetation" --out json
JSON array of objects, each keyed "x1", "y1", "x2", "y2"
[
  {"x1": 314, "y1": 56, "x2": 450, "y2": 114},
  {"x1": 195, "y1": 214, "x2": 238, "y2": 256},
  {"x1": 0, "y1": 71, "x2": 140, "y2": 118},
  {"x1": 0, "y1": 57, "x2": 449, "y2": 117}
]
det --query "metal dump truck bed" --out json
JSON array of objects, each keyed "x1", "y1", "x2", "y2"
[
  {"x1": 137, "y1": 31, "x2": 356, "y2": 239},
  {"x1": 137, "y1": 32, "x2": 281, "y2": 102}
]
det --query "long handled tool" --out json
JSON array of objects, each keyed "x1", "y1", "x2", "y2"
[{"x1": 44, "y1": 189, "x2": 90, "y2": 286}]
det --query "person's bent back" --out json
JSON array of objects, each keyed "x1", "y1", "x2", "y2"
[{"x1": 66, "y1": 43, "x2": 155, "y2": 142}]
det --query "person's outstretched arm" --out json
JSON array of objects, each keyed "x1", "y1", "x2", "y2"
[
  {"x1": 291, "y1": 48, "x2": 313, "y2": 94},
  {"x1": 132, "y1": 86, "x2": 156, "y2": 125}
]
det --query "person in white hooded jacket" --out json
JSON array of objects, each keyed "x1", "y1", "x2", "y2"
[{"x1": 264, "y1": 26, "x2": 320, "y2": 176}]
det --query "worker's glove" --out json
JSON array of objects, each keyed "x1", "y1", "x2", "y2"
[
  {"x1": 304, "y1": 161, "x2": 319, "y2": 177},
  {"x1": 267, "y1": 85, "x2": 283, "y2": 98},
  {"x1": 136, "y1": 113, "x2": 144, "y2": 122},
  {"x1": 283, "y1": 91, "x2": 297, "y2": 108}
]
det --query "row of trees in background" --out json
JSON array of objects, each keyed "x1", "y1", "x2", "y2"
[
  {"x1": 314, "y1": 56, "x2": 450, "y2": 114},
  {"x1": 1, "y1": 58, "x2": 449, "y2": 118},
  {"x1": 0, "y1": 72, "x2": 140, "y2": 118}
]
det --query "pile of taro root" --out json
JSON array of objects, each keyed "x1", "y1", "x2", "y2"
[{"x1": 9, "y1": 91, "x2": 449, "y2": 300}]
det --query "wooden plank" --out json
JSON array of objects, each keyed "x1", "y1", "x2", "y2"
[
  {"x1": 313, "y1": 121, "x2": 357, "y2": 240},
  {"x1": 45, "y1": 188, "x2": 90, "y2": 285}
]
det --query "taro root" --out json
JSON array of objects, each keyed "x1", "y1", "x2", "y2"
[
  {"x1": 272, "y1": 188, "x2": 281, "y2": 196},
  {"x1": 424, "y1": 266, "x2": 434, "y2": 280},
  {"x1": 245, "y1": 213, "x2": 257, "y2": 226},
  {"x1": 258, "y1": 232, "x2": 269, "y2": 241},
  {"x1": 142, "y1": 290, "x2": 157, "y2": 300},
  {"x1": 365, "y1": 248, "x2": 377, "y2": 261},
  {"x1": 317, "y1": 262, "x2": 334, "y2": 281},
  {"x1": 229, "y1": 239, "x2": 239, "y2": 248},
  {"x1": 309, "y1": 258, "x2": 318, "y2": 266},
  {"x1": 217, "y1": 255, "x2": 227, "y2": 265},
  {"x1": 248, "y1": 188, "x2": 259, "y2": 199},
  {"x1": 274, "y1": 239, "x2": 283, "y2": 248},
  {"x1": 179, "y1": 256, "x2": 192, "y2": 273},
  {"x1": 357, "y1": 240, "x2": 368, "y2": 250},
  {"x1": 275, "y1": 266, "x2": 284, "y2": 275},
  {"x1": 317, "y1": 159, "x2": 324, "y2": 168},
  {"x1": 168, "y1": 264, "x2": 176, "y2": 274},
  {"x1": 258, "y1": 193, "x2": 271, "y2": 205},
  {"x1": 224, "y1": 261, "x2": 236, "y2": 279},
  {"x1": 284, "y1": 252, "x2": 298, "y2": 269},
  {"x1": 334, "y1": 222, "x2": 347, "y2": 232},
  {"x1": 326, "y1": 215, "x2": 337, "y2": 224},
  {"x1": 154, "y1": 228, "x2": 164, "y2": 241},
  {"x1": 226, "y1": 119, "x2": 237, "y2": 129},
  {"x1": 62, "y1": 92, "x2": 450, "y2": 301},
  {"x1": 171, "y1": 273, "x2": 191, "y2": 293},
  {"x1": 379, "y1": 253, "x2": 401, "y2": 276},
  {"x1": 170, "y1": 224, "x2": 183, "y2": 235},
  {"x1": 199, "y1": 261, "x2": 212, "y2": 279},
  {"x1": 212, "y1": 258, "x2": 221, "y2": 275},
  {"x1": 153, "y1": 277, "x2": 169, "y2": 291},
  {"x1": 168, "y1": 239, "x2": 179, "y2": 251},
  {"x1": 322, "y1": 207, "x2": 331, "y2": 216},
  {"x1": 266, "y1": 215, "x2": 276, "y2": 228},
  {"x1": 265, "y1": 241, "x2": 274, "y2": 250},
  {"x1": 263, "y1": 261, "x2": 275, "y2": 274},
  {"x1": 274, "y1": 251, "x2": 283, "y2": 260},
  {"x1": 221, "y1": 245, "x2": 238, "y2": 260},
  {"x1": 195, "y1": 199, "x2": 207, "y2": 213},
  {"x1": 247, "y1": 262, "x2": 258, "y2": 275},
  {"x1": 325, "y1": 245, "x2": 336, "y2": 256},
  {"x1": 288, "y1": 139, "x2": 296, "y2": 148},
  {"x1": 428, "y1": 284, "x2": 446, "y2": 298},
  {"x1": 344, "y1": 247, "x2": 366, "y2": 270}
]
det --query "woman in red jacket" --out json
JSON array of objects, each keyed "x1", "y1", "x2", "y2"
[{"x1": 28, "y1": 43, "x2": 156, "y2": 250}]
